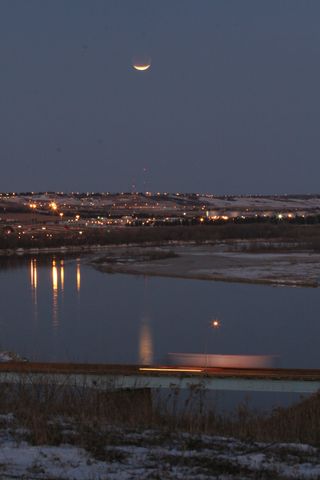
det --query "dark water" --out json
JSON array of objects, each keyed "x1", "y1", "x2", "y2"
[{"x1": 0, "y1": 255, "x2": 319, "y2": 369}]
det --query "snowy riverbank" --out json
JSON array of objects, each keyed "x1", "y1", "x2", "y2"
[
  {"x1": 0, "y1": 415, "x2": 319, "y2": 479},
  {"x1": 92, "y1": 242, "x2": 320, "y2": 288}
]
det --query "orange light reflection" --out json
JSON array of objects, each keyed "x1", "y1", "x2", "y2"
[
  {"x1": 30, "y1": 258, "x2": 38, "y2": 289},
  {"x1": 60, "y1": 260, "x2": 64, "y2": 291},
  {"x1": 52, "y1": 260, "x2": 59, "y2": 328},
  {"x1": 52, "y1": 263, "x2": 58, "y2": 291},
  {"x1": 139, "y1": 321, "x2": 153, "y2": 365},
  {"x1": 30, "y1": 258, "x2": 38, "y2": 311},
  {"x1": 76, "y1": 260, "x2": 81, "y2": 292}
]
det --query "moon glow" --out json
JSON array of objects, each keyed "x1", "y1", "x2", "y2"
[{"x1": 132, "y1": 63, "x2": 151, "y2": 71}]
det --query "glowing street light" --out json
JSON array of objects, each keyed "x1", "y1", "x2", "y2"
[
  {"x1": 204, "y1": 318, "x2": 222, "y2": 367},
  {"x1": 210, "y1": 319, "x2": 221, "y2": 329}
]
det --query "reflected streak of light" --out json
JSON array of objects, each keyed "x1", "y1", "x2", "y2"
[
  {"x1": 52, "y1": 260, "x2": 59, "y2": 328},
  {"x1": 169, "y1": 353, "x2": 276, "y2": 368},
  {"x1": 139, "y1": 321, "x2": 153, "y2": 365},
  {"x1": 30, "y1": 259, "x2": 38, "y2": 312},
  {"x1": 30, "y1": 258, "x2": 38, "y2": 289},
  {"x1": 52, "y1": 263, "x2": 58, "y2": 291},
  {"x1": 30, "y1": 259, "x2": 34, "y2": 286},
  {"x1": 139, "y1": 368, "x2": 203, "y2": 373},
  {"x1": 76, "y1": 260, "x2": 81, "y2": 292},
  {"x1": 33, "y1": 264, "x2": 37, "y2": 290},
  {"x1": 60, "y1": 260, "x2": 64, "y2": 291}
]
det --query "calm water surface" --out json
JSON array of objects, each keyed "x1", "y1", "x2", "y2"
[{"x1": 0, "y1": 255, "x2": 319, "y2": 369}]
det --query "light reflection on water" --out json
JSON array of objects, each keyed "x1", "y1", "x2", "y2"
[
  {"x1": 30, "y1": 258, "x2": 38, "y2": 325},
  {"x1": 76, "y1": 259, "x2": 81, "y2": 293},
  {"x1": 139, "y1": 320, "x2": 153, "y2": 365},
  {"x1": 138, "y1": 279, "x2": 154, "y2": 365},
  {"x1": 60, "y1": 260, "x2": 64, "y2": 291},
  {"x1": 0, "y1": 255, "x2": 319, "y2": 371},
  {"x1": 29, "y1": 257, "x2": 83, "y2": 331},
  {"x1": 52, "y1": 259, "x2": 59, "y2": 329},
  {"x1": 30, "y1": 258, "x2": 37, "y2": 305}
]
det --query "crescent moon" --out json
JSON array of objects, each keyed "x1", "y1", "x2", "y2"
[{"x1": 133, "y1": 64, "x2": 151, "y2": 71}]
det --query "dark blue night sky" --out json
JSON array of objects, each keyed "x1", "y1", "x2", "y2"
[{"x1": 0, "y1": 0, "x2": 319, "y2": 194}]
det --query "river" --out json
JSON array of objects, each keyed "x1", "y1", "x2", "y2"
[{"x1": 0, "y1": 254, "x2": 319, "y2": 370}]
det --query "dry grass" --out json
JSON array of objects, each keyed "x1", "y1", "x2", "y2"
[{"x1": 0, "y1": 378, "x2": 319, "y2": 449}]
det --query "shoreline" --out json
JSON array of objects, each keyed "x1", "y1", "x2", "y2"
[
  {"x1": 95, "y1": 264, "x2": 318, "y2": 288},
  {"x1": 1, "y1": 240, "x2": 320, "y2": 288},
  {"x1": 0, "y1": 244, "x2": 116, "y2": 257},
  {"x1": 0, "y1": 242, "x2": 184, "y2": 257},
  {"x1": 91, "y1": 243, "x2": 320, "y2": 288}
]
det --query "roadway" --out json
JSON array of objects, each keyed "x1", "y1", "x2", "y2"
[{"x1": 0, "y1": 362, "x2": 319, "y2": 393}]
